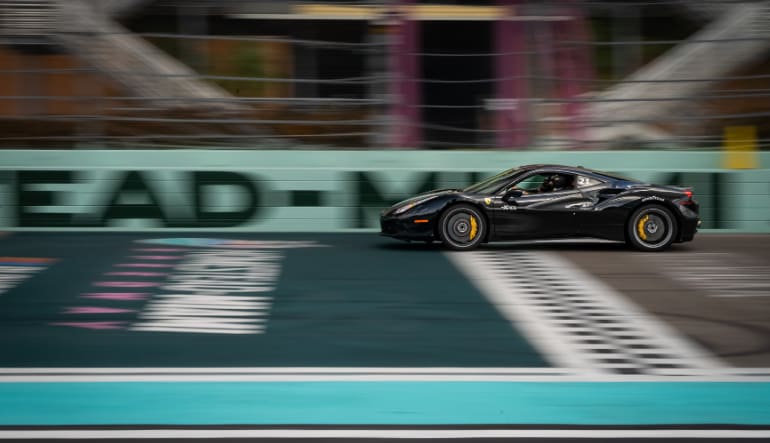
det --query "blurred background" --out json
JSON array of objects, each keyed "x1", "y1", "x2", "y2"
[
  {"x1": 0, "y1": 3, "x2": 769, "y2": 436},
  {"x1": 0, "y1": 0, "x2": 768, "y2": 151}
]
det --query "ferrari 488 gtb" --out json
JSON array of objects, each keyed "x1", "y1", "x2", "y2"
[{"x1": 380, "y1": 164, "x2": 699, "y2": 251}]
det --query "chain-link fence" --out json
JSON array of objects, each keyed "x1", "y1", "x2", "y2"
[{"x1": 0, "y1": 0, "x2": 768, "y2": 149}]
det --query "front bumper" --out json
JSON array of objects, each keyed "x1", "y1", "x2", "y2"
[{"x1": 380, "y1": 214, "x2": 437, "y2": 241}]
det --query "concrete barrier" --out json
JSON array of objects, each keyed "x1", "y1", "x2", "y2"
[{"x1": 1, "y1": 150, "x2": 768, "y2": 232}]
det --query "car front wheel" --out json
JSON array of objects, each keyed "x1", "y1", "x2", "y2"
[
  {"x1": 438, "y1": 204, "x2": 486, "y2": 251},
  {"x1": 627, "y1": 205, "x2": 677, "y2": 252}
]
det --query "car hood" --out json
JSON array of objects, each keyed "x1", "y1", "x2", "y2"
[
  {"x1": 395, "y1": 189, "x2": 458, "y2": 205},
  {"x1": 387, "y1": 189, "x2": 459, "y2": 213}
]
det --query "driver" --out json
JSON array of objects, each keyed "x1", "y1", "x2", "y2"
[
  {"x1": 551, "y1": 174, "x2": 574, "y2": 191},
  {"x1": 517, "y1": 174, "x2": 575, "y2": 195},
  {"x1": 537, "y1": 176, "x2": 555, "y2": 193}
]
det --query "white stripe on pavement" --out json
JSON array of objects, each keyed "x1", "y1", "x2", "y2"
[
  {"x1": 447, "y1": 250, "x2": 724, "y2": 375},
  {"x1": 1, "y1": 429, "x2": 770, "y2": 439}
]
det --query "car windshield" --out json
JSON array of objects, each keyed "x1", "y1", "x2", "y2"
[{"x1": 464, "y1": 167, "x2": 525, "y2": 194}]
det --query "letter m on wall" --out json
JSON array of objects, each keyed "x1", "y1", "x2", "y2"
[{"x1": 352, "y1": 171, "x2": 437, "y2": 228}]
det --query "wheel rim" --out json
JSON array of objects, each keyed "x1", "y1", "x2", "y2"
[
  {"x1": 633, "y1": 208, "x2": 673, "y2": 248},
  {"x1": 444, "y1": 210, "x2": 480, "y2": 246}
]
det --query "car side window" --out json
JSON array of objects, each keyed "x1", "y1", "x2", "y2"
[
  {"x1": 510, "y1": 172, "x2": 578, "y2": 195},
  {"x1": 576, "y1": 175, "x2": 602, "y2": 188},
  {"x1": 512, "y1": 174, "x2": 551, "y2": 193}
]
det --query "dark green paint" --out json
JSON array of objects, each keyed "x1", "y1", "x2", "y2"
[
  {"x1": 101, "y1": 171, "x2": 169, "y2": 226},
  {"x1": 0, "y1": 232, "x2": 547, "y2": 368},
  {"x1": 16, "y1": 170, "x2": 74, "y2": 227},
  {"x1": 193, "y1": 171, "x2": 260, "y2": 227},
  {"x1": 289, "y1": 190, "x2": 322, "y2": 207},
  {"x1": 13, "y1": 170, "x2": 264, "y2": 228}
]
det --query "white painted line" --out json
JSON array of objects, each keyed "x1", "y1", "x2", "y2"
[
  {"x1": 549, "y1": 252, "x2": 724, "y2": 370},
  {"x1": 1, "y1": 374, "x2": 770, "y2": 382},
  {"x1": 447, "y1": 252, "x2": 603, "y2": 372},
  {"x1": 0, "y1": 367, "x2": 567, "y2": 374},
  {"x1": 2, "y1": 366, "x2": 768, "y2": 382},
  {"x1": 447, "y1": 250, "x2": 725, "y2": 375},
  {"x1": 1, "y1": 429, "x2": 769, "y2": 439}
]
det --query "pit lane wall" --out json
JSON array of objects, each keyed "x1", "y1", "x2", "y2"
[{"x1": 0, "y1": 150, "x2": 768, "y2": 232}]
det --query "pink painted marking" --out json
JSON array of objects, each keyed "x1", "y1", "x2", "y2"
[
  {"x1": 82, "y1": 293, "x2": 148, "y2": 301},
  {"x1": 106, "y1": 271, "x2": 167, "y2": 277},
  {"x1": 133, "y1": 248, "x2": 188, "y2": 252},
  {"x1": 51, "y1": 321, "x2": 126, "y2": 330},
  {"x1": 94, "y1": 281, "x2": 160, "y2": 288},
  {"x1": 64, "y1": 306, "x2": 135, "y2": 315},
  {"x1": 131, "y1": 255, "x2": 182, "y2": 260},
  {"x1": 116, "y1": 263, "x2": 175, "y2": 268}
]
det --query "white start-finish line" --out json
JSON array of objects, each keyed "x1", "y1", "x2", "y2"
[{"x1": 447, "y1": 250, "x2": 725, "y2": 375}]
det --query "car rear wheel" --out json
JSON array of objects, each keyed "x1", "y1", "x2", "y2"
[
  {"x1": 627, "y1": 205, "x2": 677, "y2": 252},
  {"x1": 438, "y1": 204, "x2": 485, "y2": 251}
]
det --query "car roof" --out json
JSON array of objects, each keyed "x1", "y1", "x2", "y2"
[
  {"x1": 519, "y1": 164, "x2": 590, "y2": 175},
  {"x1": 518, "y1": 164, "x2": 632, "y2": 182}
]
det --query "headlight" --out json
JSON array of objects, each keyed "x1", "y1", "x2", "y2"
[
  {"x1": 393, "y1": 202, "x2": 417, "y2": 215},
  {"x1": 393, "y1": 197, "x2": 433, "y2": 215}
]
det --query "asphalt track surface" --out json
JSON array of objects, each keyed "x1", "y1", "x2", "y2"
[
  {"x1": 0, "y1": 232, "x2": 768, "y2": 442},
  {"x1": 494, "y1": 234, "x2": 770, "y2": 368}
]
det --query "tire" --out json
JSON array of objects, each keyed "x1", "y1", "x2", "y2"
[
  {"x1": 438, "y1": 204, "x2": 486, "y2": 251},
  {"x1": 626, "y1": 205, "x2": 677, "y2": 252}
]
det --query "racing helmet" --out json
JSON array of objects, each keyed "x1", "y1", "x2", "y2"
[
  {"x1": 551, "y1": 174, "x2": 572, "y2": 191},
  {"x1": 538, "y1": 176, "x2": 555, "y2": 192}
]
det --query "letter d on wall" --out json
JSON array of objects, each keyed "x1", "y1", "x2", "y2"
[{"x1": 193, "y1": 172, "x2": 260, "y2": 227}]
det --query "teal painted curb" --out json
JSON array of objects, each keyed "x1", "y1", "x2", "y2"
[{"x1": 1, "y1": 382, "x2": 768, "y2": 425}]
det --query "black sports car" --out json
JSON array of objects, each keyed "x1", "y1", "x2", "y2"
[{"x1": 380, "y1": 164, "x2": 700, "y2": 251}]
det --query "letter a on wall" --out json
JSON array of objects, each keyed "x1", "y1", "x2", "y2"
[{"x1": 101, "y1": 171, "x2": 168, "y2": 226}]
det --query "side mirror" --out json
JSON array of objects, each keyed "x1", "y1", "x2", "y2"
[{"x1": 503, "y1": 190, "x2": 523, "y2": 202}]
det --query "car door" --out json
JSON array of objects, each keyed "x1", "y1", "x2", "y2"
[
  {"x1": 491, "y1": 172, "x2": 591, "y2": 240},
  {"x1": 571, "y1": 175, "x2": 626, "y2": 238}
]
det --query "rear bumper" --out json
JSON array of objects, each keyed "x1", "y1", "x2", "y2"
[{"x1": 677, "y1": 204, "x2": 700, "y2": 242}]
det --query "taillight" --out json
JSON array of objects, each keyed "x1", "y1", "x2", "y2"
[{"x1": 679, "y1": 189, "x2": 694, "y2": 205}]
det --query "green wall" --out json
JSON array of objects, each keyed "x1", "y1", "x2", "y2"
[{"x1": 1, "y1": 150, "x2": 768, "y2": 232}]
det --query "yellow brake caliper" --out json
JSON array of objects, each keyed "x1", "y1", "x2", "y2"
[
  {"x1": 469, "y1": 215, "x2": 478, "y2": 241},
  {"x1": 637, "y1": 214, "x2": 649, "y2": 241}
]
